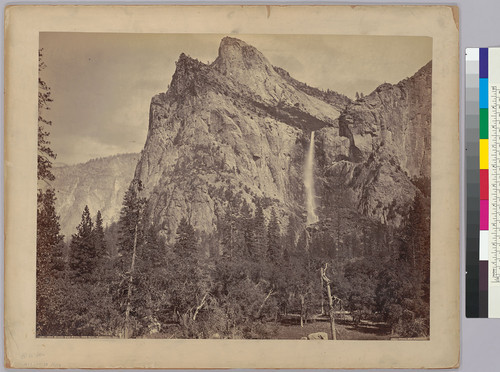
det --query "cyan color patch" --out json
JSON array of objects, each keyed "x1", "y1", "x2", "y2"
[{"x1": 480, "y1": 78, "x2": 489, "y2": 108}]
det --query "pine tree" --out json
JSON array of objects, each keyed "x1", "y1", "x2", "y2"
[
  {"x1": 170, "y1": 217, "x2": 210, "y2": 334},
  {"x1": 69, "y1": 205, "x2": 96, "y2": 281},
  {"x1": 219, "y1": 198, "x2": 251, "y2": 259},
  {"x1": 174, "y1": 217, "x2": 198, "y2": 259},
  {"x1": 38, "y1": 49, "x2": 56, "y2": 182},
  {"x1": 140, "y1": 225, "x2": 163, "y2": 268},
  {"x1": 94, "y1": 210, "x2": 107, "y2": 260},
  {"x1": 241, "y1": 200, "x2": 255, "y2": 257},
  {"x1": 220, "y1": 209, "x2": 236, "y2": 259},
  {"x1": 118, "y1": 180, "x2": 146, "y2": 262},
  {"x1": 116, "y1": 179, "x2": 147, "y2": 338},
  {"x1": 36, "y1": 50, "x2": 63, "y2": 278},
  {"x1": 131, "y1": 224, "x2": 166, "y2": 336},
  {"x1": 36, "y1": 188, "x2": 65, "y2": 336},
  {"x1": 253, "y1": 202, "x2": 267, "y2": 260},
  {"x1": 103, "y1": 221, "x2": 120, "y2": 259},
  {"x1": 37, "y1": 189, "x2": 64, "y2": 275},
  {"x1": 401, "y1": 192, "x2": 430, "y2": 307},
  {"x1": 283, "y1": 218, "x2": 297, "y2": 254},
  {"x1": 267, "y1": 208, "x2": 281, "y2": 262},
  {"x1": 36, "y1": 50, "x2": 66, "y2": 336}
]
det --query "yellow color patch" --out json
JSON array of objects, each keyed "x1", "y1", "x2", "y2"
[{"x1": 480, "y1": 139, "x2": 489, "y2": 169}]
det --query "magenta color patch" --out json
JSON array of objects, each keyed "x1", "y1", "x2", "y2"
[{"x1": 480, "y1": 200, "x2": 489, "y2": 230}]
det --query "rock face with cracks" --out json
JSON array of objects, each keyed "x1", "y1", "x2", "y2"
[
  {"x1": 51, "y1": 37, "x2": 431, "y2": 244},
  {"x1": 315, "y1": 62, "x2": 432, "y2": 226},
  {"x1": 133, "y1": 37, "x2": 431, "y2": 242},
  {"x1": 134, "y1": 37, "x2": 342, "y2": 242}
]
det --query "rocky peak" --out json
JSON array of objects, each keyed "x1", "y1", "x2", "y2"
[
  {"x1": 175, "y1": 52, "x2": 205, "y2": 71},
  {"x1": 213, "y1": 36, "x2": 274, "y2": 76},
  {"x1": 169, "y1": 53, "x2": 208, "y2": 97}
]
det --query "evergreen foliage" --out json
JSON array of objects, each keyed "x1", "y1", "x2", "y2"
[
  {"x1": 118, "y1": 180, "x2": 147, "y2": 263},
  {"x1": 36, "y1": 50, "x2": 66, "y2": 336},
  {"x1": 38, "y1": 49, "x2": 56, "y2": 182},
  {"x1": 37, "y1": 189, "x2": 64, "y2": 275},
  {"x1": 37, "y1": 175, "x2": 431, "y2": 339},
  {"x1": 267, "y1": 208, "x2": 281, "y2": 262},
  {"x1": 94, "y1": 210, "x2": 107, "y2": 260},
  {"x1": 69, "y1": 205, "x2": 96, "y2": 281},
  {"x1": 253, "y1": 202, "x2": 267, "y2": 261},
  {"x1": 36, "y1": 189, "x2": 65, "y2": 336}
]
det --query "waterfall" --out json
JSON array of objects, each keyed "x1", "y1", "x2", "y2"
[{"x1": 305, "y1": 131, "x2": 319, "y2": 225}]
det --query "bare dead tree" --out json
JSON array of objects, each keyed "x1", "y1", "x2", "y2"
[
  {"x1": 124, "y1": 222, "x2": 138, "y2": 339},
  {"x1": 192, "y1": 293, "x2": 209, "y2": 321},
  {"x1": 256, "y1": 287, "x2": 275, "y2": 319},
  {"x1": 320, "y1": 270, "x2": 325, "y2": 316},
  {"x1": 299, "y1": 294, "x2": 306, "y2": 327},
  {"x1": 321, "y1": 263, "x2": 337, "y2": 340},
  {"x1": 123, "y1": 180, "x2": 145, "y2": 339}
]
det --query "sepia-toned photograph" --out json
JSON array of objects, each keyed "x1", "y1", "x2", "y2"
[
  {"x1": 5, "y1": 5, "x2": 460, "y2": 369},
  {"x1": 37, "y1": 32, "x2": 432, "y2": 341}
]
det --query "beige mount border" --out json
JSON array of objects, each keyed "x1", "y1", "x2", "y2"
[{"x1": 4, "y1": 5, "x2": 459, "y2": 369}]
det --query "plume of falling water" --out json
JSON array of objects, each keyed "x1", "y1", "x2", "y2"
[{"x1": 305, "y1": 131, "x2": 319, "y2": 225}]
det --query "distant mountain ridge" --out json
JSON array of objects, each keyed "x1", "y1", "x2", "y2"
[{"x1": 50, "y1": 153, "x2": 140, "y2": 239}]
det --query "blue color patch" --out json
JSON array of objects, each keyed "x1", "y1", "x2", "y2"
[
  {"x1": 480, "y1": 48, "x2": 489, "y2": 78},
  {"x1": 480, "y1": 78, "x2": 489, "y2": 108}
]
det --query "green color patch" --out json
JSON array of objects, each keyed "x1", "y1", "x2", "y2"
[{"x1": 480, "y1": 108, "x2": 489, "y2": 139}]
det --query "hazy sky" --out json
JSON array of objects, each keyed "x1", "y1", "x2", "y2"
[{"x1": 40, "y1": 33, "x2": 432, "y2": 165}]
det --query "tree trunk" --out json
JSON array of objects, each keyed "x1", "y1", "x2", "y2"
[
  {"x1": 124, "y1": 223, "x2": 138, "y2": 339},
  {"x1": 193, "y1": 293, "x2": 208, "y2": 321},
  {"x1": 300, "y1": 295, "x2": 305, "y2": 328},
  {"x1": 321, "y1": 264, "x2": 337, "y2": 340},
  {"x1": 320, "y1": 272, "x2": 325, "y2": 315},
  {"x1": 325, "y1": 280, "x2": 337, "y2": 340},
  {"x1": 256, "y1": 288, "x2": 274, "y2": 319},
  {"x1": 181, "y1": 313, "x2": 189, "y2": 329}
]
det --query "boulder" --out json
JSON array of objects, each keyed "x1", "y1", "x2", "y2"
[{"x1": 307, "y1": 332, "x2": 328, "y2": 340}]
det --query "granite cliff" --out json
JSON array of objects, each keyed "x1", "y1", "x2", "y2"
[
  {"x1": 132, "y1": 37, "x2": 431, "y2": 244},
  {"x1": 315, "y1": 62, "x2": 432, "y2": 227}
]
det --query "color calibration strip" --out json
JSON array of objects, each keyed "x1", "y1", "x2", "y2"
[
  {"x1": 466, "y1": 48, "x2": 500, "y2": 318},
  {"x1": 466, "y1": 48, "x2": 483, "y2": 317},
  {"x1": 480, "y1": 48, "x2": 489, "y2": 317}
]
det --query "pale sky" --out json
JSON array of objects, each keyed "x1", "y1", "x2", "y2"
[{"x1": 40, "y1": 33, "x2": 432, "y2": 165}]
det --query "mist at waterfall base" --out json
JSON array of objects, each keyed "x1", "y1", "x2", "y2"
[{"x1": 305, "y1": 131, "x2": 319, "y2": 225}]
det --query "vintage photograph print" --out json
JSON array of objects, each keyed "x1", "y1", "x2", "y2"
[{"x1": 37, "y1": 32, "x2": 432, "y2": 340}]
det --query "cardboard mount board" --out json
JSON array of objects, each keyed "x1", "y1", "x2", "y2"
[{"x1": 4, "y1": 4, "x2": 459, "y2": 369}]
